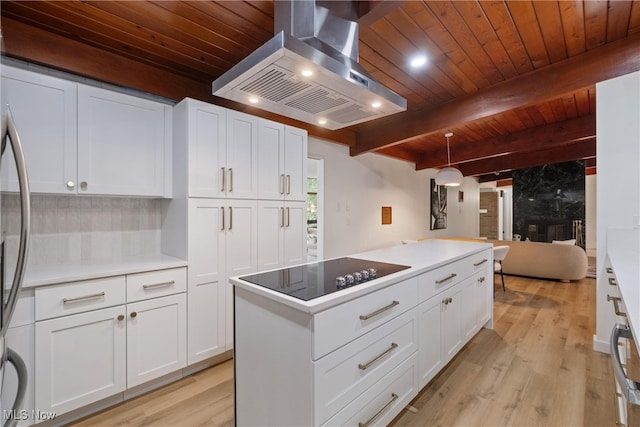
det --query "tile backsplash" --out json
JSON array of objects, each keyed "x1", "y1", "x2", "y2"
[{"x1": 2, "y1": 194, "x2": 162, "y2": 268}]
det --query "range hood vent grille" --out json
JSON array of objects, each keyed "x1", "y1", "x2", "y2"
[
  {"x1": 212, "y1": 1, "x2": 407, "y2": 129},
  {"x1": 240, "y1": 68, "x2": 313, "y2": 103}
]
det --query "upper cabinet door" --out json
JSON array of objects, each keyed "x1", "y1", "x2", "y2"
[
  {"x1": 0, "y1": 66, "x2": 77, "y2": 194},
  {"x1": 226, "y1": 110, "x2": 258, "y2": 199},
  {"x1": 257, "y1": 119, "x2": 285, "y2": 200},
  {"x1": 77, "y1": 85, "x2": 166, "y2": 197},
  {"x1": 185, "y1": 100, "x2": 226, "y2": 198},
  {"x1": 283, "y1": 126, "x2": 307, "y2": 201}
]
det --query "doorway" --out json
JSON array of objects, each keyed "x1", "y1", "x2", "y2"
[{"x1": 306, "y1": 158, "x2": 324, "y2": 261}]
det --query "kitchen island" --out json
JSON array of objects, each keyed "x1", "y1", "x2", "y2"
[{"x1": 230, "y1": 239, "x2": 493, "y2": 426}]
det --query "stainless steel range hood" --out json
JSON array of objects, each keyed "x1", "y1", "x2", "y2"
[{"x1": 212, "y1": 0, "x2": 407, "y2": 130}]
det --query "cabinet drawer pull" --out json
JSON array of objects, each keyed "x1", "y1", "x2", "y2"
[
  {"x1": 609, "y1": 277, "x2": 618, "y2": 286},
  {"x1": 286, "y1": 174, "x2": 291, "y2": 195},
  {"x1": 436, "y1": 273, "x2": 457, "y2": 284},
  {"x1": 63, "y1": 291, "x2": 105, "y2": 304},
  {"x1": 280, "y1": 207, "x2": 285, "y2": 228},
  {"x1": 221, "y1": 167, "x2": 226, "y2": 192},
  {"x1": 229, "y1": 168, "x2": 233, "y2": 192},
  {"x1": 221, "y1": 207, "x2": 225, "y2": 231},
  {"x1": 608, "y1": 295, "x2": 627, "y2": 317},
  {"x1": 286, "y1": 207, "x2": 290, "y2": 227},
  {"x1": 358, "y1": 342, "x2": 398, "y2": 370},
  {"x1": 607, "y1": 267, "x2": 614, "y2": 274},
  {"x1": 610, "y1": 324, "x2": 640, "y2": 407},
  {"x1": 474, "y1": 259, "x2": 488, "y2": 267},
  {"x1": 143, "y1": 280, "x2": 175, "y2": 290},
  {"x1": 358, "y1": 393, "x2": 398, "y2": 427},
  {"x1": 359, "y1": 301, "x2": 399, "y2": 320},
  {"x1": 280, "y1": 174, "x2": 285, "y2": 195},
  {"x1": 229, "y1": 206, "x2": 233, "y2": 230}
]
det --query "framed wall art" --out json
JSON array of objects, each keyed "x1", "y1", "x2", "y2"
[{"x1": 430, "y1": 178, "x2": 447, "y2": 230}]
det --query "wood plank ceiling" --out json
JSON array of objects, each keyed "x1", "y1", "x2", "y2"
[{"x1": 2, "y1": 1, "x2": 640, "y2": 181}]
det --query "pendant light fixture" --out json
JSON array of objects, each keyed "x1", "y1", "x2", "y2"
[{"x1": 435, "y1": 131, "x2": 464, "y2": 187}]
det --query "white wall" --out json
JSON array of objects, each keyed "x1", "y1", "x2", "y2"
[
  {"x1": 308, "y1": 137, "x2": 480, "y2": 259},
  {"x1": 585, "y1": 174, "x2": 596, "y2": 256}
]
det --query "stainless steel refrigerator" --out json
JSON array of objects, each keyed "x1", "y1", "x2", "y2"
[{"x1": 0, "y1": 107, "x2": 32, "y2": 427}]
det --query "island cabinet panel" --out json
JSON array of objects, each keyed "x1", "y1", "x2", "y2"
[{"x1": 233, "y1": 240, "x2": 494, "y2": 426}]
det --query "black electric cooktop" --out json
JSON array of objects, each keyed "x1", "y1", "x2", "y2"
[{"x1": 239, "y1": 257, "x2": 411, "y2": 301}]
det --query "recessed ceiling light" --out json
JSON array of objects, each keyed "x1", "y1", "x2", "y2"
[
  {"x1": 301, "y1": 69, "x2": 313, "y2": 77},
  {"x1": 318, "y1": 118, "x2": 327, "y2": 125},
  {"x1": 371, "y1": 101, "x2": 382, "y2": 108},
  {"x1": 410, "y1": 55, "x2": 427, "y2": 68},
  {"x1": 249, "y1": 97, "x2": 259, "y2": 104}
]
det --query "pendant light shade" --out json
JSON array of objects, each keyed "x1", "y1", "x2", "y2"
[
  {"x1": 435, "y1": 131, "x2": 464, "y2": 187},
  {"x1": 435, "y1": 166, "x2": 463, "y2": 187}
]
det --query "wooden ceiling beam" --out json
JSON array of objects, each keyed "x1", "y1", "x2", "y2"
[
  {"x1": 414, "y1": 114, "x2": 595, "y2": 170},
  {"x1": 358, "y1": 1, "x2": 405, "y2": 25},
  {"x1": 352, "y1": 31, "x2": 640, "y2": 155},
  {"x1": 455, "y1": 138, "x2": 595, "y2": 177}
]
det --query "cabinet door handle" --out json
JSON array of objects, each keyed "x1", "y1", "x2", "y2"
[
  {"x1": 436, "y1": 273, "x2": 457, "y2": 284},
  {"x1": 280, "y1": 207, "x2": 285, "y2": 228},
  {"x1": 228, "y1": 168, "x2": 233, "y2": 192},
  {"x1": 229, "y1": 206, "x2": 233, "y2": 230},
  {"x1": 474, "y1": 259, "x2": 488, "y2": 267},
  {"x1": 66, "y1": 180, "x2": 75, "y2": 190},
  {"x1": 117, "y1": 314, "x2": 125, "y2": 321},
  {"x1": 286, "y1": 207, "x2": 290, "y2": 227},
  {"x1": 442, "y1": 297, "x2": 453, "y2": 305},
  {"x1": 478, "y1": 276, "x2": 485, "y2": 283},
  {"x1": 63, "y1": 291, "x2": 105, "y2": 304},
  {"x1": 358, "y1": 343, "x2": 398, "y2": 370},
  {"x1": 221, "y1": 167, "x2": 226, "y2": 192},
  {"x1": 130, "y1": 312, "x2": 137, "y2": 318},
  {"x1": 610, "y1": 324, "x2": 640, "y2": 407},
  {"x1": 359, "y1": 301, "x2": 399, "y2": 320},
  {"x1": 606, "y1": 267, "x2": 614, "y2": 274},
  {"x1": 286, "y1": 174, "x2": 291, "y2": 195},
  {"x1": 608, "y1": 295, "x2": 627, "y2": 317},
  {"x1": 80, "y1": 181, "x2": 88, "y2": 191},
  {"x1": 143, "y1": 280, "x2": 175, "y2": 290},
  {"x1": 358, "y1": 393, "x2": 398, "y2": 427},
  {"x1": 221, "y1": 207, "x2": 225, "y2": 231},
  {"x1": 609, "y1": 277, "x2": 618, "y2": 286},
  {"x1": 280, "y1": 174, "x2": 285, "y2": 195}
]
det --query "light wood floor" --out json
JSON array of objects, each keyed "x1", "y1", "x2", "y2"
[{"x1": 72, "y1": 274, "x2": 614, "y2": 427}]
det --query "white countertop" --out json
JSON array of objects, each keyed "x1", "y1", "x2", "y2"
[
  {"x1": 230, "y1": 239, "x2": 492, "y2": 314},
  {"x1": 607, "y1": 227, "x2": 640, "y2": 349},
  {"x1": 15, "y1": 254, "x2": 188, "y2": 289}
]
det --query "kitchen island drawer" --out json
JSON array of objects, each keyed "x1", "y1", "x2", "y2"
[
  {"x1": 418, "y1": 249, "x2": 491, "y2": 302},
  {"x1": 314, "y1": 308, "x2": 417, "y2": 426},
  {"x1": 126, "y1": 267, "x2": 187, "y2": 302},
  {"x1": 313, "y1": 276, "x2": 418, "y2": 360},
  {"x1": 35, "y1": 276, "x2": 126, "y2": 320},
  {"x1": 321, "y1": 352, "x2": 418, "y2": 427}
]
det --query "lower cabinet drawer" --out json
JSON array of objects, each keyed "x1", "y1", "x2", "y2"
[
  {"x1": 35, "y1": 276, "x2": 126, "y2": 321},
  {"x1": 313, "y1": 277, "x2": 418, "y2": 360},
  {"x1": 126, "y1": 267, "x2": 187, "y2": 302},
  {"x1": 321, "y1": 352, "x2": 418, "y2": 427},
  {"x1": 313, "y1": 308, "x2": 418, "y2": 426}
]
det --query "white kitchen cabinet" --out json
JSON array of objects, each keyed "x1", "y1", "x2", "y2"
[
  {"x1": 417, "y1": 294, "x2": 444, "y2": 388},
  {"x1": 126, "y1": 293, "x2": 187, "y2": 387},
  {"x1": 34, "y1": 268, "x2": 187, "y2": 417},
  {"x1": 186, "y1": 198, "x2": 257, "y2": 362},
  {"x1": 77, "y1": 84, "x2": 168, "y2": 197},
  {"x1": 0, "y1": 65, "x2": 171, "y2": 197},
  {"x1": 257, "y1": 119, "x2": 307, "y2": 201},
  {"x1": 35, "y1": 305, "x2": 127, "y2": 415},
  {"x1": 173, "y1": 99, "x2": 258, "y2": 199},
  {"x1": 0, "y1": 65, "x2": 77, "y2": 194},
  {"x1": 257, "y1": 200, "x2": 307, "y2": 271}
]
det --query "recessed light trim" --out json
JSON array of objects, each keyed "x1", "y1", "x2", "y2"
[
  {"x1": 301, "y1": 69, "x2": 313, "y2": 77},
  {"x1": 371, "y1": 101, "x2": 381, "y2": 108},
  {"x1": 410, "y1": 55, "x2": 427, "y2": 68},
  {"x1": 249, "y1": 96, "x2": 259, "y2": 104}
]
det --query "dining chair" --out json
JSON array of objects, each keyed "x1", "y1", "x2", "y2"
[{"x1": 493, "y1": 245, "x2": 510, "y2": 291}]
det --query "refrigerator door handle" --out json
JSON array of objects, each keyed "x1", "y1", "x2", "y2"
[{"x1": 1, "y1": 108, "x2": 31, "y2": 338}]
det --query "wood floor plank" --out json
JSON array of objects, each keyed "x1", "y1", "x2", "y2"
[{"x1": 71, "y1": 274, "x2": 613, "y2": 427}]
